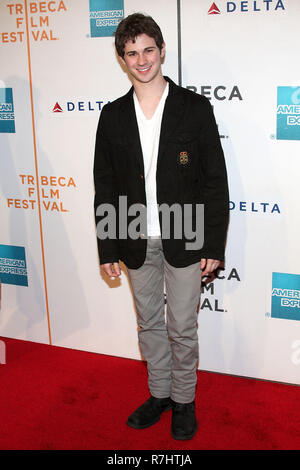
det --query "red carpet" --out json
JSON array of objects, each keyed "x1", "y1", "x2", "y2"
[{"x1": 0, "y1": 336, "x2": 299, "y2": 450}]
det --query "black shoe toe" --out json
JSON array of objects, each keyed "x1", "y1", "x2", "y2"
[{"x1": 127, "y1": 396, "x2": 172, "y2": 429}]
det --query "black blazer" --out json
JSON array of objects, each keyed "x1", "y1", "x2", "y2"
[{"x1": 93, "y1": 77, "x2": 229, "y2": 269}]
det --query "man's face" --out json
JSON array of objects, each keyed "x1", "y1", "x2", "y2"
[{"x1": 121, "y1": 33, "x2": 165, "y2": 85}]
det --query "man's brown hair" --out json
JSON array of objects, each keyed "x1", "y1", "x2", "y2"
[{"x1": 115, "y1": 13, "x2": 164, "y2": 58}]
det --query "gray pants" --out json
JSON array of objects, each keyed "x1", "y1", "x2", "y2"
[{"x1": 127, "y1": 237, "x2": 201, "y2": 403}]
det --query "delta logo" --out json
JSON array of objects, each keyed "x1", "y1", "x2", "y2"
[
  {"x1": 53, "y1": 102, "x2": 63, "y2": 113},
  {"x1": 208, "y1": 3, "x2": 221, "y2": 14},
  {"x1": 271, "y1": 272, "x2": 300, "y2": 322},
  {"x1": 52, "y1": 99, "x2": 109, "y2": 113},
  {"x1": 229, "y1": 200, "x2": 280, "y2": 214},
  {"x1": 208, "y1": 1, "x2": 285, "y2": 14}
]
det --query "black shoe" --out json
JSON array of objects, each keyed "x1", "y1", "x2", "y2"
[
  {"x1": 127, "y1": 395, "x2": 172, "y2": 429},
  {"x1": 171, "y1": 400, "x2": 198, "y2": 440}
]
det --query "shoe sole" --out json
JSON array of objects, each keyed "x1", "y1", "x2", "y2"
[
  {"x1": 171, "y1": 422, "x2": 198, "y2": 440},
  {"x1": 126, "y1": 404, "x2": 172, "y2": 430}
]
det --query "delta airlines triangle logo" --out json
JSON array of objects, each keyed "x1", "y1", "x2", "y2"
[
  {"x1": 53, "y1": 102, "x2": 63, "y2": 113},
  {"x1": 207, "y1": 1, "x2": 285, "y2": 14},
  {"x1": 50, "y1": 98, "x2": 109, "y2": 114},
  {"x1": 208, "y1": 3, "x2": 221, "y2": 14}
]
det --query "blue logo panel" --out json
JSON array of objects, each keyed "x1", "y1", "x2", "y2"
[
  {"x1": 0, "y1": 245, "x2": 28, "y2": 287},
  {"x1": 276, "y1": 87, "x2": 300, "y2": 141},
  {"x1": 89, "y1": 0, "x2": 124, "y2": 38},
  {"x1": 0, "y1": 88, "x2": 15, "y2": 133},
  {"x1": 271, "y1": 272, "x2": 300, "y2": 321}
]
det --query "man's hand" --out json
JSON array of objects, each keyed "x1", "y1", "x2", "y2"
[
  {"x1": 101, "y1": 262, "x2": 121, "y2": 279},
  {"x1": 200, "y1": 258, "x2": 220, "y2": 277}
]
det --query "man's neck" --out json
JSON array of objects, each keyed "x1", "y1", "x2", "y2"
[{"x1": 133, "y1": 74, "x2": 167, "y2": 104}]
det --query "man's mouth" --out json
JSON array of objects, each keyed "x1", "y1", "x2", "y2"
[{"x1": 137, "y1": 65, "x2": 152, "y2": 73}]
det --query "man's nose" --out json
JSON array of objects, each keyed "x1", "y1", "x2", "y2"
[{"x1": 137, "y1": 53, "x2": 146, "y2": 65}]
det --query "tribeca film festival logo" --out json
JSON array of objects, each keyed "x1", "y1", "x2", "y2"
[
  {"x1": 200, "y1": 266, "x2": 241, "y2": 313},
  {"x1": 185, "y1": 84, "x2": 243, "y2": 138},
  {"x1": 186, "y1": 85, "x2": 243, "y2": 102},
  {"x1": 89, "y1": 0, "x2": 124, "y2": 38},
  {"x1": 0, "y1": 88, "x2": 15, "y2": 133},
  {"x1": 96, "y1": 197, "x2": 204, "y2": 251},
  {"x1": 208, "y1": 1, "x2": 285, "y2": 15},
  {"x1": 276, "y1": 87, "x2": 300, "y2": 141},
  {"x1": 271, "y1": 272, "x2": 300, "y2": 322},
  {"x1": 1, "y1": 1, "x2": 68, "y2": 44},
  {"x1": 6, "y1": 174, "x2": 76, "y2": 212},
  {"x1": 0, "y1": 245, "x2": 28, "y2": 287},
  {"x1": 52, "y1": 99, "x2": 109, "y2": 113}
]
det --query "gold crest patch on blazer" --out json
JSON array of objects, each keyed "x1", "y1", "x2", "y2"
[{"x1": 178, "y1": 151, "x2": 189, "y2": 166}]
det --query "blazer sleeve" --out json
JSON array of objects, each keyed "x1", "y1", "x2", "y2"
[
  {"x1": 93, "y1": 105, "x2": 120, "y2": 265},
  {"x1": 199, "y1": 97, "x2": 229, "y2": 261}
]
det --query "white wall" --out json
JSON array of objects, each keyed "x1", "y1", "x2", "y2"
[{"x1": 1, "y1": 0, "x2": 300, "y2": 384}]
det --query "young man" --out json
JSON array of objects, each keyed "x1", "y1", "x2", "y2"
[{"x1": 94, "y1": 13, "x2": 229, "y2": 440}]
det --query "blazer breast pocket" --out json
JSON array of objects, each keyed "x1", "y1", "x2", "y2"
[
  {"x1": 165, "y1": 133, "x2": 201, "y2": 202},
  {"x1": 168, "y1": 133, "x2": 199, "y2": 173}
]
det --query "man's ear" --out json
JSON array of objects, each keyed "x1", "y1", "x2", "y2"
[
  {"x1": 119, "y1": 54, "x2": 126, "y2": 66},
  {"x1": 160, "y1": 42, "x2": 166, "y2": 60},
  {"x1": 118, "y1": 54, "x2": 128, "y2": 72}
]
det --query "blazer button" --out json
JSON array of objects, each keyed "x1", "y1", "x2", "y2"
[{"x1": 140, "y1": 174, "x2": 144, "y2": 179}]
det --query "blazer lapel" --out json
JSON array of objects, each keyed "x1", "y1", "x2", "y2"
[
  {"x1": 119, "y1": 87, "x2": 144, "y2": 176},
  {"x1": 158, "y1": 77, "x2": 185, "y2": 166}
]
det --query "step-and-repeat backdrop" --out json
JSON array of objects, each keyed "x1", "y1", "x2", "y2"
[{"x1": 1, "y1": 0, "x2": 300, "y2": 384}]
